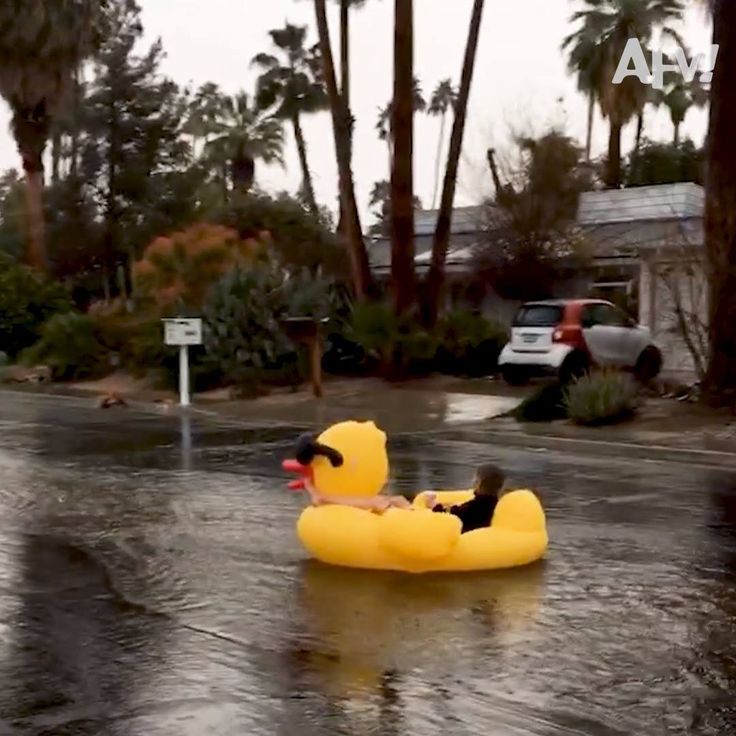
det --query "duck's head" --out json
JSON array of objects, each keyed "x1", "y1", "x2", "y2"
[{"x1": 283, "y1": 420, "x2": 389, "y2": 498}]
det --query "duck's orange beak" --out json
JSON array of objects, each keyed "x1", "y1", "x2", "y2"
[{"x1": 282, "y1": 459, "x2": 314, "y2": 491}]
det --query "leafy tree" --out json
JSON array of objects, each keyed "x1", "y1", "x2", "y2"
[
  {"x1": 625, "y1": 139, "x2": 703, "y2": 186},
  {"x1": 0, "y1": 170, "x2": 25, "y2": 260},
  {"x1": 474, "y1": 131, "x2": 592, "y2": 301},
  {"x1": 80, "y1": 0, "x2": 200, "y2": 294},
  {"x1": 253, "y1": 23, "x2": 326, "y2": 213},
  {"x1": 0, "y1": 0, "x2": 107, "y2": 270}
]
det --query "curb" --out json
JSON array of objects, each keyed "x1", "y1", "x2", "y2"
[{"x1": 442, "y1": 427, "x2": 736, "y2": 469}]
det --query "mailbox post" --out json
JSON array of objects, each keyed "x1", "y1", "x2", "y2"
[
  {"x1": 281, "y1": 317, "x2": 328, "y2": 398},
  {"x1": 162, "y1": 318, "x2": 202, "y2": 407}
]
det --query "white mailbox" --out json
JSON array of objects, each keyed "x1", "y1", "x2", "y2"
[
  {"x1": 163, "y1": 318, "x2": 202, "y2": 346},
  {"x1": 162, "y1": 318, "x2": 202, "y2": 407}
]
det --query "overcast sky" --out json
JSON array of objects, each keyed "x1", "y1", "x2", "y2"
[{"x1": 0, "y1": 0, "x2": 713, "y2": 220}]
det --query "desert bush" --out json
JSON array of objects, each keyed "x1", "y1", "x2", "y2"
[
  {"x1": 198, "y1": 259, "x2": 338, "y2": 387},
  {"x1": 0, "y1": 253, "x2": 72, "y2": 357},
  {"x1": 133, "y1": 223, "x2": 264, "y2": 312},
  {"x1": 563, "y1": 370, "x2": 639, "y2": 426},
  {"x1": 22, "y1": 313, "x2": 109, "y2": 380}
]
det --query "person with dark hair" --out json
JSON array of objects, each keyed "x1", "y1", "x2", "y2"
[{"x1": 424, "y1": 464, "x2": 506, "y2": 533}]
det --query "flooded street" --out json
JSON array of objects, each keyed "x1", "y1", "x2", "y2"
[{"x1": 0, "y1": 391, "x2": 735, "y2": 735}]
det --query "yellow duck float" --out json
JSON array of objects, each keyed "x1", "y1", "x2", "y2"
[{"x1": 282, "y1": 420, "x2": 548, "y2": 574}]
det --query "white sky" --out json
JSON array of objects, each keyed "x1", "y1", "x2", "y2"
[{"x1": 0, "y1": 0, "x2": 713, "y2": 220}]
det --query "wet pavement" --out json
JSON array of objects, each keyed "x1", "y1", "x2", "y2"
[{"x1": 0, "y1": 390, "x2": 735, "y2": 735}]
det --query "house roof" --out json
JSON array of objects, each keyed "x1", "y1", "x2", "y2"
[
  {"x1": 577, "y1": 183, "x2": 704, "y2": 226},
  {"x1": 368, "y1": 183, "x2": 706, "y2": 274}
]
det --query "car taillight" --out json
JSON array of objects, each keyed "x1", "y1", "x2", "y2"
[{"x1": 553, "y1": 325, "x2": 584, "y2": 347}]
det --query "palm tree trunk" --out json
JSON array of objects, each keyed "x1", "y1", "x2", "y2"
[
  {"x1": 314, "y1": 0, "x2": 374, "y2": 300},
  {"x1": 292, "y1": 113, "x2": 318, "y2": 214},
  {"x1": 340, "y1": 0, "x2": 351, "y2": 155},
  {"x1": 673, "y1": 121, "x2": 681, "y2": 146},
  {"x1": 702, "y1": 0, "x2": 736, "y2": 404},
  {"x1": 337, "y1": 0, "x2": 351, "y2": 237},
  {"x1": 605, "y1": 120, "x2": 623, "y2": 188},
  {"x1": 585, "y1": 93, "x2": 594, "y2": 162},
  {"x1": 51, "y1": 129, "x2": 61, "y2": 185},
  {"x1": 432, "y1": 111, "x2": 447, "y2": 209},
  {"x1": 22, "y1": 165, "x2": 47, "y2": 271},
  {"x1": 635, "y1": 112, "x2": 644, "y2": 155},
  {"x1": 391, "y1": 0, "x2": 416, "y2": 315},
  {"x1": 423, "y1": 0, "x2": 485, "y2": 325}
]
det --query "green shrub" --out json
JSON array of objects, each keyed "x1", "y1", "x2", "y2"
[
  {"x1": 437, "y1": 310, "x2": 508, "y2": 377},
  {"x1": 22, "y1": 313, "x2": 109, "y2": 380},
  {"x1": 513, "y1": 381, "x2": 567, "y2": 422},
  {"x1": 0, "y1": 253, "x2": 72, "y2": 357},
  {"x1": 348, "y1": 302, "x2": 440, "y2": 378},
  {"x1": 563, "y1": 370, "x2": 639, "y2": 426}
]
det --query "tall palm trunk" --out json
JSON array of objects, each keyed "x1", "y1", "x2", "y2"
[
  {"x1": 51, "y1": 129, "x2": 62, "y2": 184},
  {"x1": 432, "y1": 110, "x2": 447, "y2": 209},
  {"x1": 702, "y1": 0, "x2": 736, "y2": 403},
  {"x1": 340, "y1": 0, "x2": 351, "y2": 157},
  {"x1": 673, "y1": 121, "x2": 681, "y2": 146},
  {"x1": 391, "y1": 0, "x2": 416, "y2": 314},
  {"x1": 635, "y1": 112, "x2": 644, "y2": 156},
  {"x1": 605, "y1": 120, "x2": 623, "y2": 188},
  {"x1": 292, "y1": 113, "x2": 318, "y2": 214},
  {"x1": 314, "y1": 0, "x2": 374, "y2": 300},
  {"x1": 424, "y1": 0, "x2": 485, "y2": 324},
  {"x1": 13, "y1": 112, "x2": 49, "y2": 271},
  {"x1": 585, "y1": 93, "x2": 594, "y2": 162},
  {"x1": 336, "y1": 0, "x2": 351, "y2": 236}
]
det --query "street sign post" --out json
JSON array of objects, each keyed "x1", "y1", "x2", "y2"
[{"x1": 162, "y1": 318, "x2": 202, "y2": 407}]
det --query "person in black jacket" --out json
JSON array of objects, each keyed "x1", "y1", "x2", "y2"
[{"x1": 425, "y1": 464, "x2": 505, "y2": 534}]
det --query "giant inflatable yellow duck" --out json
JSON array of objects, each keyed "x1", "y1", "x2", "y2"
[{"x1": 283, "y1": 420, "x2": 548, "y2": 574}]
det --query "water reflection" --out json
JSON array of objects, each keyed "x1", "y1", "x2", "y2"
[{"x1": 286, "y1": 561, "x2": 545, "y2": 701}]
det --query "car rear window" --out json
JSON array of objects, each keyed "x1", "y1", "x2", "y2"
[{"x1": 513, "y1": 305, "x2": 563, "y2": 327}]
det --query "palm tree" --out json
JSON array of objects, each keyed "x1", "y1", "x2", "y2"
[
  {"x1": 702, "y1": 0, "x2": 736, "y2": 402},
  {"x1": 0, "y1": 0, "x2": 106, "y2": 270},
  {"x1": 203, "y1": 92, "x2": 284, "y2": 196},
  {"x1": 313, "y1": 0, "x2": 375, "y2": 300},
  {"x1": 428, "y1": 80, "x2": 459, "y2": 209},
  {"x1": 563, "y1": 0, "x2": 685, "y2": 188},
  {"x1": 658, "y1": 69, "x2": 709, "y2": 145},
  {"x1": 424, "y1": 0, "x2": 486, "y2": 324},
  {"x1": 391, "y1": 0, "x2": 416, "y2": 314},
  {"x1": 253, "y1": 23, "x2": 327, "y2": 214}
]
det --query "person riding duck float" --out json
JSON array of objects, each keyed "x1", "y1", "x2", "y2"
[{"x1": 282, "y1": 420, "x2": 548, "y2": 574}]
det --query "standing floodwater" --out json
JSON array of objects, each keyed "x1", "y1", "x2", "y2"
[{"x1": 0, "y1": 391, "x2": 734, "y2": 735}]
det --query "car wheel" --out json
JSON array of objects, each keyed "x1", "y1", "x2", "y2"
[
  {"x1": 559, "y1": 352, "x2": 589, "y2": 384},
  {"x1": 635, "y1": 346, "x2": 662, "y2": 382},
  {"x1": 501, "y1": 365, "x2": 529, "y2": 386}
]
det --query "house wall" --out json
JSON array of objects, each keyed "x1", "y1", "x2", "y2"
[{"x1": 639, "y1": 251, "x2": 708, "y2": 383}]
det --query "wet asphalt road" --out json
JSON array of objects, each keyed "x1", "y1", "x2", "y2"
[{"x1": 0, "y1": 391, "x2": 735, "y2": 736}]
